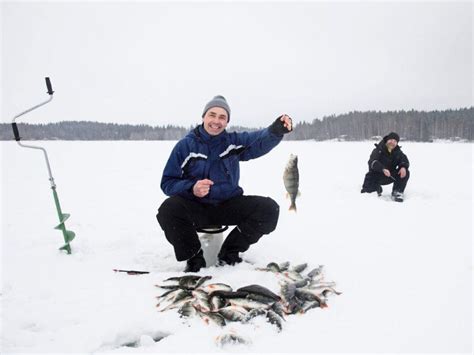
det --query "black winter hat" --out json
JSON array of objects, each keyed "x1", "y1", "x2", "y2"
[
  {"x1": 384, "y1": 132, "x2": 400, "y2": 143},
  {"x1": 202, "y1": 95, "x2": 231, "y2": 121}
]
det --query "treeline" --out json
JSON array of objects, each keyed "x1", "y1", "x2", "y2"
[
  {"x1": 0, "y1": 121, "x2": 259, "y2": 141},
  {"x1": 1, "y1": 121, "x2": 189, "y2": 141},
  {"x1": 1, "y1": 107, "x2": 472, "y2": 141},
  {"x1": 291, "y1": 107, "x2": 473, "y2": 141}
]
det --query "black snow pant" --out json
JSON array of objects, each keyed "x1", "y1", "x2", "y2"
[
  {"x1": 156, "y1": 195, "x2": 280, "y2": 261},
  {"x1": 362, "y1": 168, "x2": 410, "y2": 194}
]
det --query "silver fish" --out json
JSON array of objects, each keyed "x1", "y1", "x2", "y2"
[
  {"x1": 306, "y1": 265, "x2": 324, "y2": 280},
  {"x1": 266, "y1": 309, "x2": 284, "y2": 331},
  {"x1": 280, "y1": 283, "x2": 296, "y2": 303},
  {"x1": 155, "y1": 288, "x2": 177, "y2": 299},
  {"x1": 198, "y1": 310, "x2": 226, "y2": 327},
  {"x1": 228, "y1": 298, "x2": 270, "y2": 310},
  {"x1": 236, "y1": 284, "x2": 281, "y2": 301},
  {"x1": 308, "y1": 285, "x2": 342, "y2": 296},
  {"x1": 283, "y1": 154, "x2": 299, "y2": 211},
  {"x1": 291, "y1": 263, "x2": 308, "y2": 273},
  {"x1": 154, "y1": 284, "x2": 180, "y2": 290},
  {"x1": 280, "y1": 283, "x2": 304, "y2": 314},
  {"x1": 208, "y1": 290, "x2": 248, "y2": 299},
  {"x1": 246, "y1": 293, "x2": 278, "y2": 305},
  {"x1": 271, "y1": 302, "x2": 286, "y2": 318},
  {"x1": 164, "y1": 275, "x2": 201, "y2": 282},
  {"x1": 160, "y1": 295, "x2": 193, "y2": 312},
  {"x1": 255, "y1": 262, "x2": 280, "y2": 273},
  {"x1": 215, "y1": 333, "x2": 250, "y2": 347},
  {"x1": 291, "y1": 279, "x2": 309, "y2": 288},
  {"x1": 294, "y1": 289, "x2": 328, "y2": 308},
  {"x1": 243, "y1": 308, "x2": 267, "y2": 322},
  {"x1": 156, "y1": 289, "x2": 191, "y2": 311},
  {"x1": 193, "y1": 300, "x2": 211, "y2": 313},
  {"x1": 198, "y1": 283, "x2": 233, "y2": 293},
  {"x1": 192, "y1": 290, "x2": 212, "y2": 313},
  {"x1": 322, "y1": 287, "x2": 342, "y2": 296},
  {"x1": 191, "y1": 289, "x2": 209, "y2": 300},
  {"x1": 177, "y1": 301, "x2": 197, "y2": 318},
  {"x1": 209, "y1": 294, "x2": 227, "y2": 312},
  {"x1": 156, "y1": 288, "x2": 185, "y2": 303},
  {"x1": 281, "y1": 270, "x2": 304, "y2": 282},
  {"x1": 299, "y1": 300, "x2": 321, "y2": 313},
  {"x1": 308, "y1": 281, "x2": 337, "y2": 289},
  {"x1": 278, "y1": 261, "x2": 290, "y2": 271},
  {"x1": 193, "y1": 275, "x2": 213, "y2": 289},
  {"x1": 218, "y1": 306, "x2": 248, "y2": 322},
  {"x1": 178, "y1": 275, "x2": 212, "y2": 289},
  {"x1": 156, "y1": 274, "x2": 209, "y2": 290},
  {"x1": 266, "y1": 262, "x2": 281, "y2": 272}
]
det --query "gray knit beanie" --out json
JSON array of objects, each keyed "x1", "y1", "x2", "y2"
[{"x1": 202, "y1": 95, "x2": 231, "y2": 121}]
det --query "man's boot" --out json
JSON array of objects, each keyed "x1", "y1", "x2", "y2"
[
  {"x1": 184, "y1": 249, "x2": 206, "y2": 272},
  {"x1": 217, "y1": 251, "x2": 243, "y2": 266},
  {"x1": 391, "y1": 191, "x2": 404, "y2": 202},
  {"x1": 376, "y1": 185, "x2": 383, "y2": 196},
  {"x1": 217, "y1": 227, "x2": 248, "y2": 266}
]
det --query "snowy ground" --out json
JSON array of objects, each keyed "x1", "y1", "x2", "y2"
[{"x1": 1, "y1": 140, "x2": 472, "y2": 353}]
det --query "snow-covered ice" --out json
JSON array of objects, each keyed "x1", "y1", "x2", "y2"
[{"x1": 1, "y1": 140, "x2": 472, "y2": 353}]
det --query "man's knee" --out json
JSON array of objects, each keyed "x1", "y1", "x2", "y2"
[
  {"x1": 265, "y1": 197, "x2": 280, "y2": 232},
  {"x1": 403, "y1": 169, "x2": 410, "y2": 180},
  {"x1": 156, "y1": 196, "x2": 186, "y2": 228},
  {"x1": 253, "y1": 196, "x2": 280, "y2": 235}
]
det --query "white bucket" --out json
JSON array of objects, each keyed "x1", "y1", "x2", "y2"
[{"x1": 198, "y1": 230, "x2": 224, "y2": 267}]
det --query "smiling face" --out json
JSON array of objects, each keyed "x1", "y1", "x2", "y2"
[
  {"x1": 202, "y1": 107, "x2": 228, "y2": 136},
  {"x1": 386, "y1": 138, "x2": 398, "y2": 151}
]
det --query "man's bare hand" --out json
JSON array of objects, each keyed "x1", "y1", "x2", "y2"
[
  {"x1": 383, "y1": 169, "x2": 391, "y2": 177},
  {"x1": 193, "y1": 179, "x2": 214, "y2": 197},
  {"x1": 398, "y1": 167, "x2": 407, "y2": 179}
]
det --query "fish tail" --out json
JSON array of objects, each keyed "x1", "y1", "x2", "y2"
[{"x1": 289, "y1": 203, "x2": 297, "y2": 212}]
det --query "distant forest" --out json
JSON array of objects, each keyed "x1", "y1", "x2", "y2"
[{"x1": 1, "y1": 107, "x2": 472, "y2": 141}]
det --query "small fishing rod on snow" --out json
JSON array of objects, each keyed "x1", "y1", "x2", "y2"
[{"x1": 11, "y1": 77, "x2": 76, "y2": 254}]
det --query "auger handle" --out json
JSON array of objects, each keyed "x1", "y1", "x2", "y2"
[
  {"x1": 45, "y1": 77, "x2": 54, "y2": 95},
  {"x1": 12, "y1": 122, "x2": 21, "y2": 141}
]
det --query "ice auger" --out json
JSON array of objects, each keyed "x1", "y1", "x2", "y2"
[{"x1": 11, "y1": 77, "x2": 76, "y2": 254}]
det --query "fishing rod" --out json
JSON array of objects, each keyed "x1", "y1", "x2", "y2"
[{"x1": 11, "y1": 77, "x2": 76, "y2": 254}]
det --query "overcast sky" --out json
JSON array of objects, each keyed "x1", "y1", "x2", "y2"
[{"x1": 1, "y1": 1, "x2": 472, "y2": 128}]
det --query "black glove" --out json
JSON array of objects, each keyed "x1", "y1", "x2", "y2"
[{"x1": 269, "y1": 115, "x2": 292, "y2": 135}]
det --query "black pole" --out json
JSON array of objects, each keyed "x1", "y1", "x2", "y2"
[{"x1": 45, "y1": 77, "x2": 54, "y2": 95}]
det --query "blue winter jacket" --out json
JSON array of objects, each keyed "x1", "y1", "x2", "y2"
[{"x1": 161, "y1": 124, "x2": 284, "y2": 204}]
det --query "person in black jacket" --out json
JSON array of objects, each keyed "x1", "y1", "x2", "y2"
[{"x1": 361, "y1": 132, "x2": 410, "y2": 202}]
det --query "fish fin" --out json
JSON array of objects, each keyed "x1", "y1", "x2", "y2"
[
  {"x1": 297, "y1": 190, "x2": 301, "y2": 197},
  {"x1": 285, "y1": 192, "x2": 289, "y2": 199}
]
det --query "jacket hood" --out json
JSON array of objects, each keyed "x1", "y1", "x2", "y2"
[{"x1": 375, "y1": 139, "x2": 402, "y2": 151}]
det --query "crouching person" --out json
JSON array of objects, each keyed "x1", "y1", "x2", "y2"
[
  {"x1": 361, "y1": 132, "x2": 410, "y2": 202},
  {"x1": 157, "y1": 95, "x2": 293, "y2": 272}
]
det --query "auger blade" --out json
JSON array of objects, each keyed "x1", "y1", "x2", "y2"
[
  {"x1": 54, "y1": 213, "x2": 75, "y2": 253},
  {"x1": 64, "y1": 230, "x2": 75, "y2": 243},
  {"x1": 59, "y1": 243, "x2": 72, "y2": 254},
  {"x1": 54, "y1": 213, "x2": 71, "y2": 229}
]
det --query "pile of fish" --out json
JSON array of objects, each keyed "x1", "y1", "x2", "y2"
[{"x1": 155, "y1": 262, "x2": 341, "y2": 333}]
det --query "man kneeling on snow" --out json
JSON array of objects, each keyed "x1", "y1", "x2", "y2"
[
  {"x1": 360, "y1": 132, "x2": 410, "y2": 202},
  {"x1": 157, "y1": 95, "x2": 293, "y2": 272}
]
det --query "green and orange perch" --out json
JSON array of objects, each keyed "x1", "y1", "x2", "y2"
[{"x1": 11, "y1": 77, "x2": 76, "y2": 254}]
